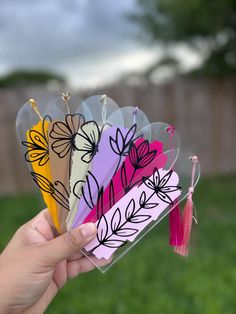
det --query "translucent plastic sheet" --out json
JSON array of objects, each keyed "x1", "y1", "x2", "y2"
[
  {"x1": 81, "y1": 149, "x2": 200, "y2": 272},
  {"x1": 16, "y1": 94, "x2": 200, "y2": 272}
]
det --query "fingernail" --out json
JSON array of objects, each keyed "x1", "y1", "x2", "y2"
[{"x1": 80, "y1": 223, "x2": 97, "y2": 237}]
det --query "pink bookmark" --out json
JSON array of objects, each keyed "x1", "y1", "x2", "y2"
[{"x1": 85, "y1": 167, "x2": 182, "y2": 260}]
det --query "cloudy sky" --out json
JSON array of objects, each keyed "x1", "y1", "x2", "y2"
[{"x1": 0, "y1": 0, "x2": 200, "y2": 88}]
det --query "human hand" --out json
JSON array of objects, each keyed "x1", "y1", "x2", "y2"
[{"x1": 0, "y1": 209, "x2": 104, "y2": 314}]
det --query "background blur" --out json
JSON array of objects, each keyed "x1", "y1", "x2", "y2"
[{"x1": 0, "y1": 0, "x2": 236, "y2": 313}]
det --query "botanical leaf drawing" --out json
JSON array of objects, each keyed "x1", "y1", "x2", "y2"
[
  {"x1": 31, "y1": 172, "x2": 69, "y2": 211},
  {"x1": 85, "y1": 168, "x2": 182, "y2": 259}
]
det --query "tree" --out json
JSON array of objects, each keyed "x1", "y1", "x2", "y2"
[
  {"x1": 0, "y1": 70, "x2": 65, "y2": 88},
  {"x1": 130, "y1": 0, "x2": 236, "y2": 76}
]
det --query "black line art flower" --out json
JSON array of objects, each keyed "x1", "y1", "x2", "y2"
[
  {"x1": 121, "y1": 140, "x2": 157, "y2": 192},
  {"x1": 143, "y1": 168, "x2": 181, "y2": 205},
  {"x1": 22, "y1": 115, "x2": 51, "y2": 166},
  {"x1": 31, "y1": 172, "x2": 69, "y2": 210},
  {"x1": 75, "y1": 121, "x2": 101, "y2": 163},
  {"x1": 109, "y1": 124, "x2": 137, "y2": 174},
  {"x1": 50, "y1": 114, "x2": 85, "y2": 158},
  {"x1": 129, "y1": 140, "x2": 157, "y2": 169},
  {"x1": 110, "y1": 124, "x2": 137, "y2": 156}
]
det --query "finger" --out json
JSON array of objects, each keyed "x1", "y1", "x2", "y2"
[
  {"x1": 13, "y1": 209, "x2": 55, "y2": 247},
  {"x1": 53, "y1": 260, "x2": 67, "y2": 289},
  {"x1": 41, "y1": 208, "x2": 58, "y2": 234},
  {"x1": 30, "y1": 208, "x2": 58, "y2": 237},
  {"x1": 42, "y1": 223, "x2": 97, "y2": 266},
  {"x1": 67, "y1": 259, "x2": 95, "y2": 279},
  {"x1": 31, "y1": 209, "x2": 56, "y2": 240},
  {"x1": 68, "y1": 251, "x2": 84, "y2": 261},
  {"x1": 67, "y1": 256, "x2": 111, "y2": 279}
]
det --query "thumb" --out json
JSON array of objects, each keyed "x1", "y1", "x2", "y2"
[{"x1": 41, "y1": 223, "x2": 97, "y2": 265}]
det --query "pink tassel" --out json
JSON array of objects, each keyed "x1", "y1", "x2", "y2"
[
  {"x1": 175, "y1": 156, "x2": 198, "y2": 257},
  {"x1": 169, "y1": 199, "x2": 183, "y2": 246},
  {"x1": 174, "y1": 191, "x2": 193, "y2": 256},
  {"x1": 166, "y1": 125, "x2": 184, "y2": 247}
]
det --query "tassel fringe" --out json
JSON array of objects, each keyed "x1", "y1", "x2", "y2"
[
  {"x1": 174, "y1": 192, "x2": 193, "y2": 256},
  {"x1": 169, "y1": 199, "x2": 183, "y2": 247}
]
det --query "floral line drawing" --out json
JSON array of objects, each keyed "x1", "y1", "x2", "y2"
[
  {"x1": 90, "y1": 193, "x2": 155, "y2": 251},
  {"x1": 121, "y1": 140, "x2": 157, "y2": 193},
  {"x1": 50, "y1": 114, "x2": 85, "y2": 159},
  {"x1": 142, "y1": 168, "x2": 180, "y2": 205},
  {"x1": 109, "y1": 124, "x2": 137, "y2": 174},
  {"x1": 75, "y1": 120, "x2": 102, "y2": 163},
  {"x1": 73, "y1": 124, "x2": 138, "y2": 220},
  {"x1": 22, "y1": 115, "x2": 51, "y2": 167},
  {"x1": 90, "y1": 168, "x2": 181, "y2": 252},
  {"x1": 31, "y1": 172, "x2": 70, "y2": 211}
]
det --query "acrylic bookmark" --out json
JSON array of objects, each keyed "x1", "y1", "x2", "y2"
[
  {"x1": 83, "y1": 138, "x2": 167, "y2": 223},
  {"x1": 48, "y1": 113, "x2": 85, "y2": 232},
  {"x1": 70, "y1": 124, "x2": 137, "y2": 228},
  {"x1": 21, "y1": 100, "x2": 61, "y2": 231},
  {"x1": 85, "y1": 167, "x2": 182, "y2": 260},
  {"x1": 67, "y1": 120, "x2": 102, "y2": 229}
]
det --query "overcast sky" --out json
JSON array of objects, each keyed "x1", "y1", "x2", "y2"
[{"x1": 0, "y1": 0, "x2": 200, "y2": 88}]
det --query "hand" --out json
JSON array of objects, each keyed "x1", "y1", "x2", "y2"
[{"x1": 0, "y1": 209, "x2": 105, "y2": 314}]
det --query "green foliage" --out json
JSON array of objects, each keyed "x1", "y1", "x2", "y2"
[
  {"x1": 0, "y1": 70, "x2": 65, "y2": 88},
  {"x1": 131, "y1": 0, "x2": 236, "y2": 76},
  {"x1": 0, "y1": 175, "x2": 236, "y2": 314}
]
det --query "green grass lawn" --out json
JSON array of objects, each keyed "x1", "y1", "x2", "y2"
[{"x1": 0, "y1": 175, "x2": 236, "y2": 314}]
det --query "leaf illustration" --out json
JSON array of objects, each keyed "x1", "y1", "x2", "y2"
[
  {"x1": 116, "y1": 128, "x2": 124, "y2": 153},
  {"x1": 82, "y1": 171, "x2": 99, "y2": 209},
  {"x1": 137, "y1": 140, "x2": 149, "y2": 157},
  {"x1": 109, "y1": 136, "x2": 120, "y2": 154},
  {"x1": 159, "y1": 169, "x2": 173, "y2": 187},
  {"x1": 143, "y1": 203, "x2": 158, "y2": 209},
  {"x1": 128, "y1": 143, "x2": 138, "y2": 167},
  {"x1": 138, "y1": 151, "x2": 157, "y2": 168},
  {"x1": 97, "y1": 215, "x2": 108, "y2": 242},
  {"x1": 53, "y1": 181, "x2": 70, "y2": 211},
  {"x1": 124, "y1": 124, "x2": 136, "y2": 144},
  {"x1": 73, "y1": 179, "x2": 85, "y2": 199},
  {"x1": 121, "y1": 162, "x2": 128, "y2": 190},
  {"x1": 31, "y1": 172, "x2": 54, "y2": 194},
  {"x1": 109, "y1": 180, "x2": 115, "y2": 208},
  {"x1": 125, "y1": 199, "x2": 135, "y2": 220},
  {"x1": 139, "y1": 191, "x2": 146, "y2": 207},
  {"x1": 88, "y1": 167, "x2": 182, "y2": 260},
  {"x1": 103, "y1": 239, "x2": 127, "y2": 248},
  {"x1": 156, "y1": 190, "x2": 173, "y2": 205},
  {"x1": 111, "y1": 208, "x2": 121, "y2": 232},
  {"x1": 130, "y1": 214, "x2": 151, "y2": 223},
  {"x1": 116, "y1": 228, "x2": 138, "y2": 237},
  {"x1": 96, "y1": 187, "x2": 104, "y2": 219},
  {"x1": 32, "y1": 172, "x2": 70, "y2": 210}
]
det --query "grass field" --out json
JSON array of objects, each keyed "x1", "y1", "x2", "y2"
[{"x1": 0, "y1": 175, "x2": 236, "y2": 314}]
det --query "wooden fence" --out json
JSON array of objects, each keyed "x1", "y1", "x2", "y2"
[{"x1": 0, "y1": 77, "x2": 235, "y2": 195}]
